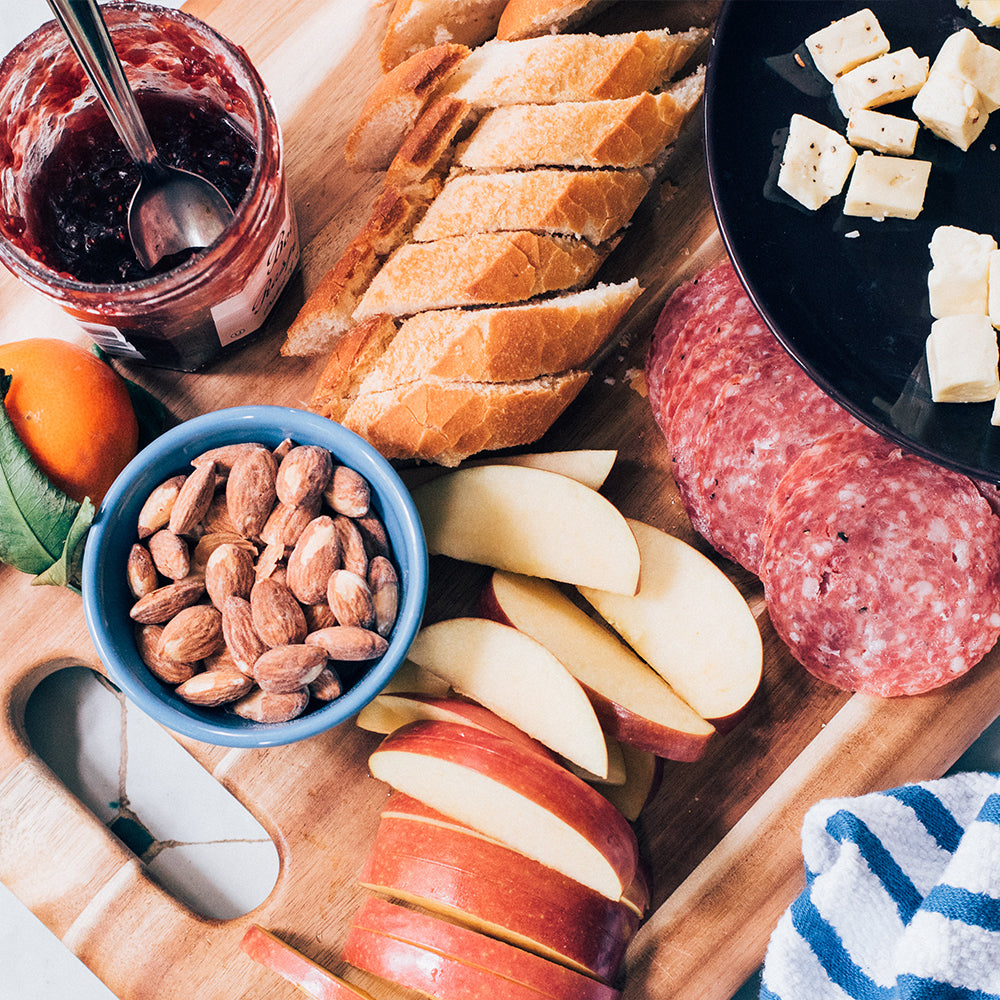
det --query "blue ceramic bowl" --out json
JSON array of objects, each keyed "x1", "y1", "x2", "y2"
[{"x1": 82, "y1": 405, "x2": 427, "y2": 748}]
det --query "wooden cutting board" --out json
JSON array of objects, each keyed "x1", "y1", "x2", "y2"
[{"x1": 3, "y1": 2, "x2": 1000, "y2": 998}]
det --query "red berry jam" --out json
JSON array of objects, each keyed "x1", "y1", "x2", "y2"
[{"x1": 27, "y1": 93, "x2": 255, "y2": 284}]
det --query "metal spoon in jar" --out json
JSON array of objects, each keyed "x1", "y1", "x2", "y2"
[{"x1": 46, "y1": 0, "x2": 235, "y2": 272}]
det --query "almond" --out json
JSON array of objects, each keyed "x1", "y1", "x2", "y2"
[
  {"x1": 221, "y1": 596, "x2": 267, "y2": 675},
  {"x1": 309, "y1": 665, "x2": 343, "y2": 701},
  {"x1": 158, "y1": 605, "x2": 224, "y2": 662},
  {"x1": 275, "y1": 445, "x2": 333, "y2": 506},
  {"x1": 192, "y1": 442, "x2": 268, "y2": 476},
  {"x1": 253, "y1": 644, "x2": 327, "y2": 693},
  {"x1": 368, "y1": 555, "x2": 399, "y2": 638},
  {"x1": 287, "y1": 515, "x2": 341, "y2": 605},
  {"x1": 176, "y1": 670, "x2": 253, "y2": 707},
  {"x1": 303, "y1": 602, "x2": 338, "y2": 632},
  {"x1": 205, "y1": 543, "x2": 255, "y2": 608},
  {"x1": 233, "y1": 687, "x2": 309, "y2": 723},
  {"x1": 355, "y1": 512, "x2": 390, "y2": 560},
  {"x1": 254, "y1": 542, "x2": 287, "y2": 583},
  {"x1": 192, "y1": 531, "x2": 257, "y2": 573},
  {"x1": 130, "y1": 576, "x2": 206, "y2": 624},
  {"x1": 137, "y1": 474, "x2": 186, "y2": 538},
  {"x1": 260, "y1": 499, "x2": 320, "y2": 548},
  {"x1": 327, "y1": 569, "x2": 375, "y2": 629},
  {"x1": 135, "y1": 624, "x2": 197, "y2": 684},
  {"x1": 201, "y1": 492, "x2": 241, "y2": 534},
  {"x1": 227, "y1": 447, "x2": 278, "y2": 538},
  {"x1": 147, "y1": 528, "x2": 190, "y2": 581},
  {"x1": 272, "y1": 438, "x2": 296, "y2": 463},
  {"x1": 203, "y1": 643, "x2": 242, "y2": 673},
  {"x1": 334, "y1": 514, "x2": 369, "y2": 578},
  {"x1": 127, "y1": 543, "x2": 159, "y2": 598},
  {"x1": 169, "y1": 461, "x2": 217, "y2": 536},
  {"x1": 251, "y1": 577, "x2": 307, "y2": 646},
  {"x1": 325, "y1": 465, "x2": 370, "y2": 518},
  {"x1": 305, "y1": 625, "x2": 389, "y2": 661}
]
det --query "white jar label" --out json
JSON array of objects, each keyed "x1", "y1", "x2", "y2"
[
  {"x1": 79, "y1": 320, "x2": 145, "y2": 360},
  {"x1": 211, "y1": 192, "x2": 300, "y2": 346}
]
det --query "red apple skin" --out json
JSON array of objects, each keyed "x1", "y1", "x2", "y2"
[
  {"x1": 477, "y1": 581, "x2": 714, "y2": 762},
  {"x1": 240, "y1": 924, "x2": 374, "y2": 999},
  {"x1": 347, "y1": 897, "x2": 620, "y2": 1000},
  {"x1": 361, "y1": 814, "x2": 631, "y2": 982},
  {"x1": 369, "y1": 720, "x2": 639, "y2": 899}
]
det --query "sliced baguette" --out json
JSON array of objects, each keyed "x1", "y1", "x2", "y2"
[
  {"x1": 496, "y1": 0, "x2": 611, "y2": 41},
  {"x1": 309, "y1": 314, "x2": 399, "y2": 421},
  {"x1": 352, "y1": 231, "x2": 608, "y2": 321},
  {"x1": 411, "y1": 168, "x2": 650, "y2": 244},
  {"x1": 281, "y1": 180, "x2": 438, "y2": 357},
  {"x1": 442, "y1": 27, "x2": 709, "y2": 108},
  {"x1": 379, "y1": 0, "x2": 508, "y2": 72},
  {"x1": 386, "y1": 94, "x2": 474, "y2": 189},
  {"x1": 342, "y1": 371, "x2": 590, "y2": 466},
  {"x1": 454, "y1": 67, "x2": 706, "y2": 170},
  {"x1": 346, "y1": 42, "x2": 469, "y2": 171},
  {"x1": 360, "y1": 281, "x2": 641, "y2": 386}
]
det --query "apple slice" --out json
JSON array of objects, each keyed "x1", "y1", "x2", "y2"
[
  {"x1": 481, "y1": 570, "x2": 716, "y2": 760},
  {"x1": 240, "y1": 925, "x2": 375, "y2": 999},
  {"x1": 407, "y1": 617, "x2": 608, "y2": 778},
  {"x1": 360, "y1": 814, "x2": 632, "y2": 981},
  {"x1": 380, "y1": 658, "x2": 451, "y2": 696},
  {"x1": 578, "y1": 519, "x2": 762, "y2": 727},
  {"x1": 471, "y1": 450, "x2": 618, "y2": 490},
  {"x1": 356, "y1": 693, "x2": 555, "y2": 760},
  {"x1": 411, "y1": 464, "x2": 640, "y2": 595},
  {"x1": 598, "y1": 742, "x2": 662, "y2": 822},
  {"x1": 346, "y1": 897, "x2": 620, "y2": 1000},
  {"x1": 367, "y1": 720, "x2": 638, "y2": 900},
  {"x1": 564, "y1": 732, "x2": 627, "y2": 786}
]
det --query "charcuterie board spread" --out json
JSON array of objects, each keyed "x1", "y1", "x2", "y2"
[{"x1": 4, "y1": 3, "x2": 1000, "y2": 1000}]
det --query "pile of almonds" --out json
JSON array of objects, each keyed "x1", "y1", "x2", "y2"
[{"x1": 126, "y1": 438, "x2": 399, "y2": 724}]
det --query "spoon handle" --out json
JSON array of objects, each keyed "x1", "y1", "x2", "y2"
[{"x1": 45, "y1": 0, "x2": 161, "y2": 171}]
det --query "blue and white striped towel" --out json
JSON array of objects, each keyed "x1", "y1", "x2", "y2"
[{"x1": 760, "y1": 771, "x2": 1000, "y2": 1000}]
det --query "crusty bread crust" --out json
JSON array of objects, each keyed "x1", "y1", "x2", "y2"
[
  {"x1": 454, "y1": 67, "x2": 705, "y2": 170},
  {"x1": 385, "y1": 94, "x2": 473, "y2": 189},
  {"x1": 281, "y1": 180, "x2": 439, "y2": 357},
  {"x1": 411, "y1": 168, "x2": 650, "y2": 244},
  {"x1": 352, "y1": 231, "x2": 607, "y2": 321},
  {"x1": 346, "y1": 43, "x2": 469, "y2": 171},
  {"x1": 443, "y1": 27, "x2": 708, "y2": 107},
  {"x1": 496, "y1": 0, "x2": 610, "y2": 41},
  {"x1": 342, "y1": 371, "x2": 590, "y2": 466},
  {"x1": 379, "y1": 0, "x2": 508, "y2": 72},
  {"x1": 360, "y1": 280, "x2": 641, "y2": 387}
]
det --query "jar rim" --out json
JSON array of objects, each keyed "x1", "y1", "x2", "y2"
[{"x1": 0, "y1": 2, "x2": 282, "y2": 303}]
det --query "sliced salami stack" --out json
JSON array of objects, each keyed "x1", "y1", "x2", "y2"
[{"x1": 646, "y1": 261, "x2": 1000, "y2": 697}]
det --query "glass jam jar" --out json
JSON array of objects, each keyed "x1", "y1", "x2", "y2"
[{"x1": 0, "y1": 3, "x2": 299, "y2": 371}]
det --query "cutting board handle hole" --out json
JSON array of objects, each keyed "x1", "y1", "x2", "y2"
[{"x1": 24, "y1": 665, "x2": 279, "y2": 920}]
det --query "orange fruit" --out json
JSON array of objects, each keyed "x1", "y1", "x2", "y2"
[{"x1": 0, "y1": 338, "x2": 139, "y2": 505}]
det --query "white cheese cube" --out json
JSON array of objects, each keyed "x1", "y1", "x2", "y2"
[
  {"x1": 777, "y1": 113, "x2": 858, "y2": 210},
  {"x1": 842, "y1": 151, "x2": 931, "y2": 220},
  {"x1": 913, "y1": 69, "x2": 989, "y2": 149},
  {"x1": 970, "y1": 1, "x2": 1000, "y2": 30},
  {"x1": 988, "y1": 250, "x2": 1000, "y2": 327},
  {"x1": 846, "y1": 108, "x2": 919, "y2": 154},
  {"x1": 929, "y1": 28, "x2": 1000, "y2": 111},
  {"x1": 833, "y1": 48, "x2": 930, "y2": 114},
  {"x1": 928, "y1": 225, "x2": 997, "y2": 318},
  {"x1": 927, "y1": 315, "x2": 999, "y2": 402},
  {"x1": 804, "y1": 9, "x2": 890, "y2": 82}
]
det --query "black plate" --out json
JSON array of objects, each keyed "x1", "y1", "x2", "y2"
[{"x1": 705, "y1": 0, "x2": 1000, "y2": 482}]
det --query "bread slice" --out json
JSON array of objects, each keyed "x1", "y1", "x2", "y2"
[
  {"x1": 385, "y1": 94, "x2": 473, "y2": 189},
  {"x1": 442, "y1": 27, "x2": 709, "y2": 108},
  {"x1": 281, "y1": 180, "x2": 439, "y2": 356},
  {"x1": 496, "y1": 0, "x2": 611, "y2": 41},
  {"x1": 360, "y1": 280, "x2": 641, "y2": 387},
  {"x1": 379, "y1": 0, "x2": 508, "y2": 72},
  {"x1": 346, "y1": 43, "x2": 469, "y2": 171},
  {"x1": 342, "y1": 371, "x2": 590, "y2": 465},
  {"x1": 352, "y1": 231, "x2": 608, "y2": 321},
  {"x1": 309, "y1": 314, "x2": 399, "y2": 421},
  {"x1": 454, "y1": 67, "x2": 706, "y2": 170},
  {"x1": 411, "y1": 168, "x2": 650, "y2": 244}
]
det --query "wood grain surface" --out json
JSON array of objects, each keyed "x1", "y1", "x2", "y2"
[{"x1": 2, "y1": 2, "x2": 999, "y2": 998}]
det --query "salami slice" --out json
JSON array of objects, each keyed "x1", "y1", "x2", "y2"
[{"x1": 760, "y1": 443, "x2": 1000, "y2": 696}]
